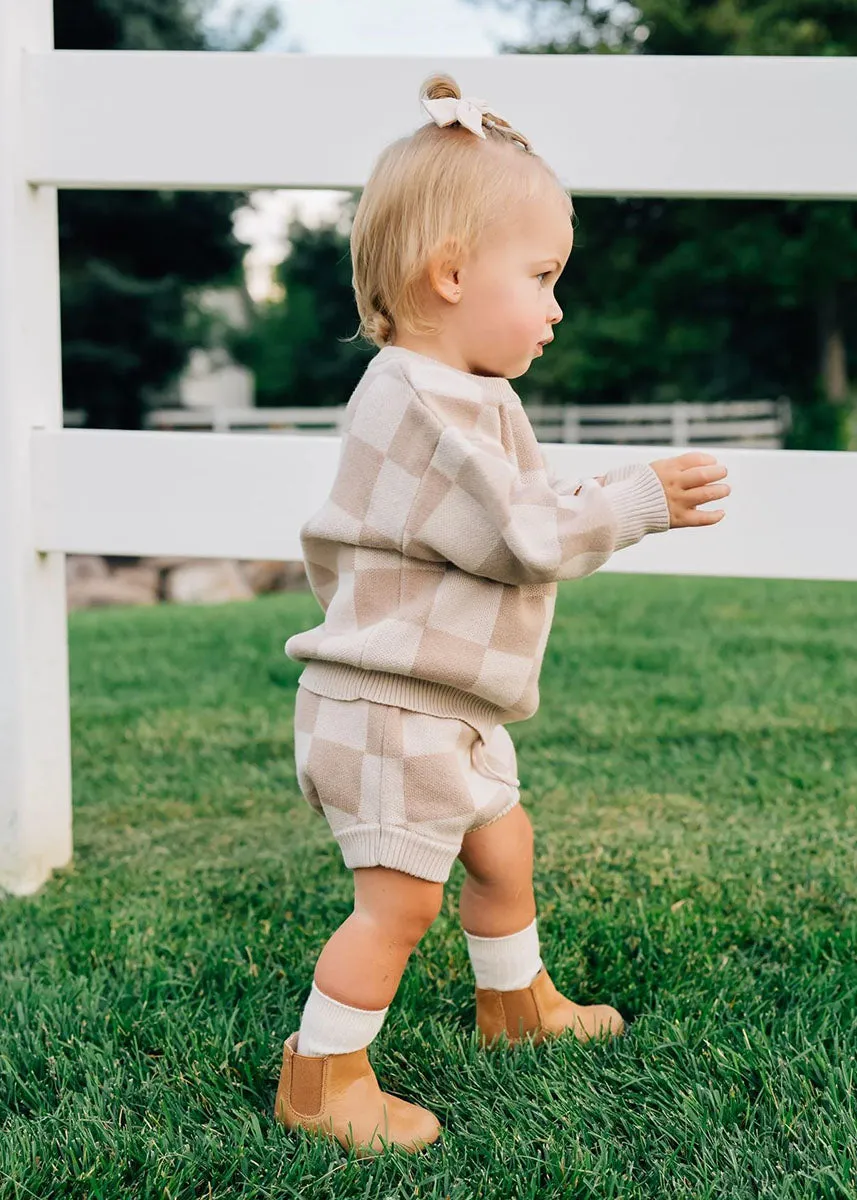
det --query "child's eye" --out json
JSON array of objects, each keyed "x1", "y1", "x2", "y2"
[{"x1": 536, "y1": 272, "x2": 549, "y2": 284}]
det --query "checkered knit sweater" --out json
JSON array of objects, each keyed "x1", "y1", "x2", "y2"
[{"x1": 285, "y1": 345, "x2": 670, "y2": 737}]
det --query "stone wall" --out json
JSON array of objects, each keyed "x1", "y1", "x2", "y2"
[{"x1": 66, "y1": 555, "x2": 308, "y2": 610}]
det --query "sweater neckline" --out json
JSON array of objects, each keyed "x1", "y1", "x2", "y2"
[{"x1": 373, "y1": 345, "x2": 518, "y2": 404}]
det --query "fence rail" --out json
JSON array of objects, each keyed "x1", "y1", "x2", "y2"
[
  {"x1": 31, "y1": 431, "x2": 856, "y2": 580},
  {"x1": 144, "y1": 407, "x2": 345, "y2": 434},
  {"x1": 136, "y1": 397, "x2": 792, "y2": 448},
  {"x1": 24, "y1": 52, "x2": 857, "y2": 197},
  {"x1": 525, "y1": 398, "x2": 791, "y2": 447}
]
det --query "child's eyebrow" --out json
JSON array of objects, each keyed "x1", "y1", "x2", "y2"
[{"x1": 532, "y1": 259, "x2": 562, "y2": 271}]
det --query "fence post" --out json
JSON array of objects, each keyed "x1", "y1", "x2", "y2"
[
  {"x1": 562, "y1": 405, "x2": 581, "y2": 444},
  {"x1": 672, "y1": 401, "x2": 690, "y2": 447},
  {"x1": 777, "y1": 395, "x2": 792, "y2": 441},
  {"x1": 0, "y1": 0, "x2": 73, "y2": 895}
]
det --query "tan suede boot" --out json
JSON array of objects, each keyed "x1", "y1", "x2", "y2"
[
  {"x1": 476, "y1": 966, "x2": 624, "y2": 1047},
  {"x1": 273, "y1": 1032, "x2": 441, "y2": 1156}
]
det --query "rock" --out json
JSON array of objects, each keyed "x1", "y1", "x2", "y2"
[
  {"x1": 65, "y1": 556, "x2": 306, "y2": 608},
  {"x1": 142, "y1": 556, "x2": 194, "y2": 573},
  {"x1": 241, "y1": 560, "x2": 291, "y2": 594},
  {"x1": 241, "y1": 560, "x2": 307, "y2": 594},
  {"x1": 111, "y1": 564, "x2": 161, "y2": 598},
  {"x1": 166, "y1": 559, "x2": 255, "y2": 605},
  {"x1": 66, "y1": 555, "x2": 109, "y2": 584},
  {"x1": 67, "y1": 576, "x2": 158, "y2": 611},
  {"x1": 282, "y1": 561, "x2": 308, "y2": 590}
]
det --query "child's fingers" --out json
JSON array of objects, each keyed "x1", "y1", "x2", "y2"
[
  {"x1": 683, "y1": 507, "x2": 726, "y2": 526},
  {"x1": 674, "y1": 451, "x2": 719, "y2": 470},
  {"x1": 683, "y1": 483, "x2": 731, "y2": 506},
  {"x1": 680, "y1": 463, "x2": 729, "y2": 488}
]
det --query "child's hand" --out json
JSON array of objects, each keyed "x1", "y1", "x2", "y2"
[{"x1": 648, "y1": 452, "x2": 730, "y2": 529}]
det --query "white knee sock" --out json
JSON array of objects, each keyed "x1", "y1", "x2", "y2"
[
  {"x1": 296, "y1": 981, "x2": 389, "y2": 1057},
  {"x1": 464, "y1": 918, "x2": 543, "y2": 991}
]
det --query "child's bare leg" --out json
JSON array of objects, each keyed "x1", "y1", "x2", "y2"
[
  {"x1": 314, "y1": 865, "x2": 444, "y2": 1008},
  {"x1": 281, "y1": 865, "x2": 444, "y2": 1153},
  {"x1": 458, "y1": 804, "x2": 624, "y2": 1043},
  {"x1": 458, "y1": 803, "x2": 537, "y2": 937},
  {"x1": 296, "y1": 865, "x2": 443, "y2": 1057}
]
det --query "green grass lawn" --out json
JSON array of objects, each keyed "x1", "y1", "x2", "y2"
[{"x1": 2, "y1": 575, "x2": 857, "y2": 1199}]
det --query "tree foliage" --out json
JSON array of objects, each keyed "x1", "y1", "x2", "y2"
[
  {"x1": 228, "y1": 202, "x2": 374, "y2": 409},
  {"x1": 55, "y1": 0, "x2": 280, "y2": 428},
  {"x1": 469, "y1": 0, "x2": 857, "y2": 447}
]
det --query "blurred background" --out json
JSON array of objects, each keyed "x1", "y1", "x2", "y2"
[{"x1": 57, "y1": 0, "x2": 857, "y2": 605}]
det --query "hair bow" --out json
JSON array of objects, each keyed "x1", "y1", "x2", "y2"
[{"x1": 421, "y1": 94, "x2": 497, "y2": 140}]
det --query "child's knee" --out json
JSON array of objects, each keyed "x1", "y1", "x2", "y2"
[
  {"x1": 462, "y1": 807, "x2": 534, "y2": 888},
  {"x1": 354, "y1": 867, "x2": 444, "y2": 948},
  {"x1": 396, "y1": 890, "x2": 444, "y2": 946}
]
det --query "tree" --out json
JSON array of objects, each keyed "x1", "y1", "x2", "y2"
[
  {"x1": 229, "y1": 200, "x2": 374, "y2": 408},
  {"x1": 54, "y1": 0, "x2": 281, "y2": 429},
  {"x1": 470, "y1": 0, "x2": 857, "y2": 447}
]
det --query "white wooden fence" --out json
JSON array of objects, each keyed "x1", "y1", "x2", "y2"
[
  {"x1": 142, "y1": 398, "x2": 792, "y2": 448},
  {"x1": 2, "y1": 0, "x2": 856, "y2": 895},
  {"x1": 146, "y1": 407, "x2": 347, "y2": 434},
  {"x1": 524, "y1": 399, "x2": 792, "y2": 448}
]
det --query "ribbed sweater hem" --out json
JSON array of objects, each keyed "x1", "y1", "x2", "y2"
[
  {"x1": 336, "y1": 825, "x2": 459, "y2": 883},
  {"x1": 296, "y1": 660, "x2": 507, "y2": 743}
]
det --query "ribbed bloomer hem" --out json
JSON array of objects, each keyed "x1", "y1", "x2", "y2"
[{"x1": 336, "y1": 796, "x2": 521, "y2": 883}]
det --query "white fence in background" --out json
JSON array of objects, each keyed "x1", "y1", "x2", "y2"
[
  {"x1": 2, "y1": 0, "x2": 857, "y2": 896},
  {"x1": 525, "y1": 399, "x2": 792, "y2": 448},
  {"x1": 141, "y1": 397, "x2": 792, "y2": 447},
  {"x1": 146, "y1": 406, "x2": 347, "y2": 434}
]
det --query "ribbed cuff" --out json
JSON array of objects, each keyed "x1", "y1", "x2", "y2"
[
  {"x1": 336, "y1": 824, "x2": 459, "y2": 883},
  {"x1": 464, "y1": 918, "x2": 543, "y2": 991},
  {"x1": 297, "y1": 982, "x2": 388, "y2": 1057},
  {"x1": 601, "y1": 462, "x2": 670, "y2": 551}
]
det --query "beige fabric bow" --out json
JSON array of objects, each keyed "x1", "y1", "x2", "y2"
[{"x1": 421, "y1": 94, "x2": 496, "y2": 139}]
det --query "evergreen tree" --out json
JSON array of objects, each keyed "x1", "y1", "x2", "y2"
[
  {"x1": 472, "y1": 0, "x2": 857, "y2": 446},
  {"x1": 55, "y1": 0, "x2": 280, "y2": 428}
]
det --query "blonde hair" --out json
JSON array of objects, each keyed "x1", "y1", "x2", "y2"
[{"x1": 351, "y1": 73, "x2": 573, "y2": 347}]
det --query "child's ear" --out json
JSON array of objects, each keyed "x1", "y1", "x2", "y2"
[{"x1": 427, "y1": 238, "x2": 465, "y2": 305}]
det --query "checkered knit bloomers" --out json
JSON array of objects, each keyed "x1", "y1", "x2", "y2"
[{"x1": 293, "y1": 684, "x2": 521, "y2": 883}]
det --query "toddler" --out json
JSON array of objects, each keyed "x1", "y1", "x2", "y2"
[{"x1": 274, "y1": 74, "x2": 729, "y2": 1156}]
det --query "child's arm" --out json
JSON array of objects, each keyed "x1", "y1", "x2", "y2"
[
  {"x1": 550, "y1": 454, "x2": 730, "y2": 528},
  {"x1": 401, "y1": 412, "x2": 670, "y2": 587}
]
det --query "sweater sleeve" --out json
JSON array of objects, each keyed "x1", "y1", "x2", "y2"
[{"x1": 401, "y1": 403, "x2": 670, "y2": 586}]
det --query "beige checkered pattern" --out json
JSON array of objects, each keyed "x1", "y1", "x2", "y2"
[
  {"x1": 294, "y1": 685, "x2": 521, "y2": 882},
  {"x1": 285, "y1": 344, "x2": 669, "y2": 731}
]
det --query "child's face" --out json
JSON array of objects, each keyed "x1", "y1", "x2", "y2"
[{"x1": 454, "y1": 186, "x2": 573, "y2": 380}]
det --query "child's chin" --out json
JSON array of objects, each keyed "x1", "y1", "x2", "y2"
[{"x1": 506, "y1": 357, "x2": 535, "y2": 381}]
